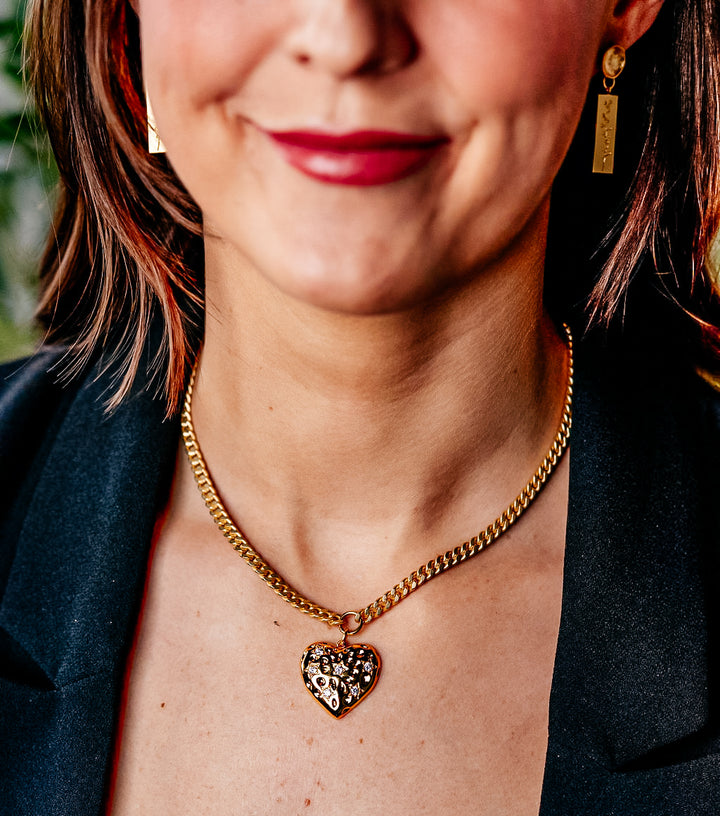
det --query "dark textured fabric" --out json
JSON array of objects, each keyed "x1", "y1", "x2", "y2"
[
  {"x1": 0, "y1": 351, "x2": 179, "y2": 815},
  {"x1": 540, "y1": 348, "x2": 720, "y2": 814},
  {"x1": 1, "y1": 341, "x2": 719, "y2": 814}
]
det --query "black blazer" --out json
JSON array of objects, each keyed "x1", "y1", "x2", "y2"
[{"x1": 1, "y1": 341, "x2": 720, "y2": 815}]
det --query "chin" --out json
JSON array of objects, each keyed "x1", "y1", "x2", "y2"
[
  {"x1": 267, "y1": 254, "x2": 452, "y2": 316},
  {"x1": 278, "y1": 277, "x2": 421, "y2": 317}
]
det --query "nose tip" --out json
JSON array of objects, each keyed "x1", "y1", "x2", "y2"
[{"x1": 287, "y1": 0, "x2": 417, "y2": 79}]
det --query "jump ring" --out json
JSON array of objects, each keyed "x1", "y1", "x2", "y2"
[{"x1": 339, "y1": 611, "x2": 364, "y2": 637}]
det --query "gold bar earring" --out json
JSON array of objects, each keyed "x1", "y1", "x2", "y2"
[
  {"x1": 592, "y1": 45, "x2": 626, "y2": 175},
  {"x1": 146, "y1": 93, "x2": 166, "y2": 154}
]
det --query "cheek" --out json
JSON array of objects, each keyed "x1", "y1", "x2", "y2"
[
  {"x1": 415, "y1": 0, "x2": 607, "y2": 116},
  {"x1": 415, "y1": 0, "x2": 611, "y2": 271},
  {"x1": 139, "y1": 0, "x2": 283, "y2": 107}
]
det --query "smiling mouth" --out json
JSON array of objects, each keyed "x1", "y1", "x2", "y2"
[{"x1": 263, "y1": 129, "x2": 451, "y2": 186}]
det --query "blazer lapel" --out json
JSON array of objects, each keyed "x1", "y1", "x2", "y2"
[
  {"x1": 0, "y1": 359, "x2": 179, "y2": 814},
  {"x1": 541, "y1": 345, "x2": 715, "y2": 811},
  {"x1": 3, "y1": 341, "x2": 716, "y2": 814}
]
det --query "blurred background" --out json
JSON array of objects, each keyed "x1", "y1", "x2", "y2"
[{"x1": 0, "y1": 0, "x2": 55, "y2": 362}]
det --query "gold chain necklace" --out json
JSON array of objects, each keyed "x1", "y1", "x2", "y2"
[{"x1": 181, "y1": 324, "x2": 573, "y2": 718}]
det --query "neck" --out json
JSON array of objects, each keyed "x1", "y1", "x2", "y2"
[{"x1": 187, "y1": 207, "x2": 569, "y2": 587}]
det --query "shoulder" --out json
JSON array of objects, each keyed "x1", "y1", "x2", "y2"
[
  {"x1": 576, "y1": 337, "x2": 720, "y2": 438},
  {"x1": 0, "y1": 348, "x2": 79, "y2": 509},
  {"x1": 569, "y1": 338, "x2": 720, "y2": 600},
  {"x1": 0, "y1": 339, "x2": 179, "y2": 561},
  {"x1": 0, "y1": 347, "x2": 75, "y2": 461},
  {"x1": 0, "y1": 347, "x2": 178, "y2": 584},
  {"x1": 0, "y1": 349, "x2": 82, "y2": 583},
  {"x1": 0, "y1": 341, "x2": 180, "y2": 484}
]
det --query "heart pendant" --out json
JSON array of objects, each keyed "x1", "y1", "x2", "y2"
[{"x1": 301, "y1": 642, "x2": 381, "y2": 719}]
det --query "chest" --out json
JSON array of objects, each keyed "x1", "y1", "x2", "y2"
[{"x1": 108, "y1": 510, "x2": 565, "y2": 816}]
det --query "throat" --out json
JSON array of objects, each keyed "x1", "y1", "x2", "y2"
[
  {"x1": 189, "y1": 315, "x2": 568, "y2": 544},
  {"x1": 178, "y1": 320, "x2": 571, "y2": 620}
]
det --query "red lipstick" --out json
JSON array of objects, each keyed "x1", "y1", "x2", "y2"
[{"x1": 264, "y1": 130, "x2": 450, "y2": 186}]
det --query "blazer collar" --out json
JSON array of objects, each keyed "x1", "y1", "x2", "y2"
[
  {"x1": 1, "y1": 340, "x2": 713, "y2": 766},
  {"x1": 0, "y1": 358, "x2": 179, "y2": 688},
  {"x1": 548, "y1": 343, "x2": 712, "y2": 772}
]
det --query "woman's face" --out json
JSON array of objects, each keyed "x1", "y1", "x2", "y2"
[{"x1": 138, "y1": 0, "x2": 618, "y2": 314}]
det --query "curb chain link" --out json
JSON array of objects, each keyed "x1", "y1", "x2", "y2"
[{"x1": 181, "y1": 324, "x2": 573, "y2": 633}]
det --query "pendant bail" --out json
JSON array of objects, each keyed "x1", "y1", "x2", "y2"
[{"x1": 338, "y1": 611, "x2": 364, "y2": 645}]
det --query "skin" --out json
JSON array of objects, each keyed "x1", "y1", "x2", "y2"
[
  {"x1": 111, "y1": 0, "x2": 663, "y2": 813},
  {"x1": 144, "y1": 0, "x2": 612, "y2": 313}
]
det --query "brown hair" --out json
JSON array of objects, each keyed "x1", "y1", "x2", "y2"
[
  {"x1": 26, "y1": 0, "x2": 203, "y2": 410},
  {"x1": 546, "y1": 0, "x2": 720, "y2": 371},
  {"x1": 25, "y1": 0, "x2": 720, "y2": 411}
]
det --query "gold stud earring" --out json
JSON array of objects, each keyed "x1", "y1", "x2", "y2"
[
  {"x1": 146, "y1": 92, "x2": 166, "y2": 154},
  {"x1": 592, "y1": 45, "x2": 626, "y2": 174}
]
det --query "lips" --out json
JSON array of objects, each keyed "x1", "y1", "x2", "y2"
[{"x1": 263, "y1": 129, "x2": 450, "y2": 186}]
